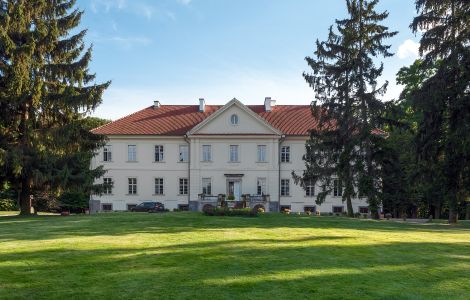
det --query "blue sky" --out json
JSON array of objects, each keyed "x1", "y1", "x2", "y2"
[{"x1": 76, "y1": 0, "x2": 421, "y2": 120}]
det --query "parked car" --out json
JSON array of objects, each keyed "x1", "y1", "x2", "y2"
[{"x1": 131, "y1": 201, "x2": 165, "y2": 212}]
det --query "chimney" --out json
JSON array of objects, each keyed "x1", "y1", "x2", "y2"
[
  {"x1": 264, "y1": 97, "x2": 276, "y2": 112},
  {"x1": 199, "y1": 98, "x2": 205, "y2": 112},
  {"x1": 153, "y1": 100, "x2": 161, "y2": 109}
]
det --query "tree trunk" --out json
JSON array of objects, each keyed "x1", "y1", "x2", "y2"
[
  {"x1": 435, "y1": 204, "x2": 441, "y2": 219},
  {"x1": 19, "y1": 177, "x2": 32, "y2": 216},
  {"x1": 346, "y1": 196, "x2": 354, "y2": 217},
  {"x1": 465, "y1": 202, "x2": 470, "y2": 220}
]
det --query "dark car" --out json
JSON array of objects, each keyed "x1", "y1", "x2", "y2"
[{"x1": 131, "y1": 201, "x2": 165, "y2": 212}]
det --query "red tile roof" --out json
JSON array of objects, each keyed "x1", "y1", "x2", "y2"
[{"x1": 92, "y1": 104, "x2": 320, "y2": 136}]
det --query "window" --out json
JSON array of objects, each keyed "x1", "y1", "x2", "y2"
[
  {"x1": 128, "y1": 145, "x2": 137, "y2": 162},
  {"x1": 178, "y1": 204, "x2": 189, "y2": 211},
  {"x1": 103, "y1": 145, "x2": 112, "y2": 162},
  {"x1": 359, "y1": 207, "x2": 369, "y2": 214},
  {"x1": 154, "y1": 178, "x2": 164, "y2": 195},
  {"x1": 179, "y1": 178, "x2": 188, "y2": 195},
  {"x1": 103, "y1": 178, "x2": 113, "y2": 195},
  {"x1": 257, "y1": 178, "x2": 267, "y2": 195},
  {"x1": 305, "y1": 180, "x2": 315, "y2": 197},
  {"x1": 127, "y1": 204, "x2": 137, "y2": 211},
  {"x1": 154, "y1": 145, "x2": 164, "y2": 162},
  {"x1": 202, "y1": 178, "x2": 212, "y2": 195},
  {"x1": 202, "y1": 145, "x2": 212, "y2": 162},
  {"x1": 281, "y1": 146, "x2": 290, "y2": 163},
  {"x1": 333, "y1": 206, "x2": 344, "y2": 213},
  {"x1": 230, "y1": 145, "x2": 239, "y2": 162},
  {"x1": 281, "y1": 179, "x2": 290, "y2": 196},
  {"x1": 333, "y1": 179, "x2": 343, "y2": 197},
  {"x1": 128, "y1": 178, "x2": 137, "y2": 195},
  {"x1": 257, "y1": 145, "x2": 267, "y2": 162},
  {"x1": 230, "y1": 114, "x2": 239, "y2": 125},
  {"x1": 179, "y1": 145, "x2": 188, "y2": 162},
  {"x1": 102, "y1": 203, "x2": 113, "y2": 211}
]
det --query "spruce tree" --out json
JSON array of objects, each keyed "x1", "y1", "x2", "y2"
[
  {"x1": 297, "y1": 0, "x2": 396, "y2": 219},
  {"x1": 0, "y1": 0, "x2": 110, "y2": 215},
  {"x1": 411, "y1": 0, "x2": 470, "y2": 223}
]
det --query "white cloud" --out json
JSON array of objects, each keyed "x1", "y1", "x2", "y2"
[
  {"x1": 109, "y1": 36, "x2": 152, "y2": 49},
  {"x1": 397, "y1": 39, "x2": 420, "y2": 59}
]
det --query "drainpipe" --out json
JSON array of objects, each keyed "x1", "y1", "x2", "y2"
[
  {"x1": 278, "y1": 134, "x2": 286, "y2": 212},
  {"x1": 184, "y1": 134, "x2": 191, "y2": 207}
]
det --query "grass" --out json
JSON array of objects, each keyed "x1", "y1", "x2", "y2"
[{"x1": 0, "y1": 213, "x2": 469, "y2": 299}]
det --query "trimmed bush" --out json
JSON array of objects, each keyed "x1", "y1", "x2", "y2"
[
  {"x1": 203, "y1": 207, "x2": 258, "y2": 217},
  {"x1": 0, "y1": 199, "x2": 17, "y2": 211},
  {"x1": 202, "y1": 204, "x2": 215, "y2": 215}
]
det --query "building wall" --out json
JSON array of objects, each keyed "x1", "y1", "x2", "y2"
[{"x1": 91, "y1": 135, "x2": 369, "y2": 213}]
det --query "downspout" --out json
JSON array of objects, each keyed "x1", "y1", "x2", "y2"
[
  {"x1": 278, "y1": 134, "x2": 286, "y2": 212},
  {"x1": 184, "y1": 134, "x2": 191, "y2": 207}
]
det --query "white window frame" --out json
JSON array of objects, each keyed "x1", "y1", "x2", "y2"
[
  {"x1": 154, "y1": 145, "x2": 164, "y2": 162},
  {"x1": 333, "y1": 179, "x2": 342, "y2": 197},
  {"x1": 202, "y1": 145, "x2": 212, "y2": 162},
  {"x1": 257, "y1": 178, "x2": 267, "y2": 195},
  {"x1": 229, "y1": 145, "x2": 239, "y2": 162},
  {"x1": 305, "y1": 180, "x2": 315, "y2": 197},
  {"x1": 179, "y1": 178, "x2": 188, "y2": 195},
  {"x1": 103, "y1": 177, "x2": 113, "y2": 195},
  {"x1": 103, "y1": 145, "x2": 112, "y2": 162},
  {"x1": 179, "y1": 145, "x2": 189, "y2": 162},
  {"x1": 128, "y1": 177, "x2": 137, "y2": 195},
  {"x1": 128, "y1": 145, "x2": 137, "y2": 162},
  {"x1": 230, "y1": 114, "x2": 239, "y2": 125},
  {"x1": 154, "y1": 178, "x2": 164, "y2": 195},
  {"x1": 257, "y1": 145, "x2": 267, "y2": 162},
  {"x1": 202, "y1": 178, "x2": 212, "y2": 195},
  {"x1": 281, "y1": 179, "x2": 290, "y2": 196},
  {"x1": 281, "y1": 146, "x2": 290, "y2": 163}
]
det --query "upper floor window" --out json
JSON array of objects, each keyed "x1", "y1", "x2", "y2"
[
  {"x1": 179, "y1": 145, "x2": 189, "y2": 162},
  {"x1": 257, "y1": 178, "x2": 266, "y2": 195},
  {"x1": 128, "y1": 178, "x2": 137, "y2": 195},
  {"x1": 281, "y1": 179, "x2": 290, "y2": 196},
  {"x1": 230, "y1": 114, "x2": 239, "y2": 125},
  {"x1": 103, "y1": 145, "x2": 112, "y2": 162},
  {"x1": 257, "y1": 145, "x2": 267, "y2": 162},
  {"x1": 103, "y1": 178, "x2": 113, "y2": 195},
  {"x1": 155, "y1": 178, "x2": 164, "y2": 195},
  {"x1": 179, "y1": 178, "x2": 188, "y2": 195},
  {"x1": 229, "y1": 145, "x2": 239, "y2": 162},
  {"x1": 281, "y1": 146, "x2": 290, "y2": 163},
  {"x1": 128, "y1": 145, "x2": 137, "y2": 162},
  {"x1": 305, "y1": 180, "x2": 315, "y2": 197},
  {"x1": 333, "y1": 179, "x2": 343, "y2": 197},
  {"x1": 155, "y1": 145, "x2": 164, "y2": 162},
  {"x1": 202, "y1": 178, "x2": 212, "y2": 195},
  {"x1": 202, "y1": 145, "x2": 212, "y2": 162}
]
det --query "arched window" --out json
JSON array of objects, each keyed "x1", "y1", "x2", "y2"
[{"x1": 230, "y1": 114, "x2": 239, "y2": 125}]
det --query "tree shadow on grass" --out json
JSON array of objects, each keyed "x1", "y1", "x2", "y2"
[
  {"x1": 0, "y1": 212, "x2": 468, "y2": 242},
  {"x1": 0, "y1": 238, "x2": 469, "y2": 299}
]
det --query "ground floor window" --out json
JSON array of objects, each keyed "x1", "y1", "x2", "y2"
[
  {"x1": 154, "y1": 178, "x2": 164, "y2": 195},
  {"x1": 333, "y1": 206, "x2": 344, "y2": 213},
  {"x1": 127, "y1": 204, "x2": 137, "y2": 211},
  {"x1": 305, "y1": 180, "x2": 315, "y2": 197},
  {"x1": 179, "y1": 178, "x2": 188, "y2": 195},
  {"x1": 257, "y1": 178, "x2": 266, "y2": 195},
  {"x1": 202, "y1": 178, "x2": 212, "y2": 195},
  {"x1": 102, "y1": 203, "x2": 113, "y2": 211},
  {"x1": 281, "y1": 179, "x2": 290, "y2": 196},
  {"x1": 359, "y1": 206, "x2": 369, "y2": 214},
  {"x1": 178, "y1": 204, "x2": 189, "y2": 211},
  {"x1": 304, "y1": 206, "x2": 316, "y2": 213},
  {"x1": 280, "y1": 205, "x2": 291, "y2": 212}
]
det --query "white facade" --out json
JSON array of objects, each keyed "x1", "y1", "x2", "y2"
[{"x1": 91, "y1": 99, "x2": 369, "y2": 213}]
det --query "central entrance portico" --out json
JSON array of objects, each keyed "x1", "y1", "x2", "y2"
[{"x1": 225, "y1": 174, "x2": 243, "y2": 201}]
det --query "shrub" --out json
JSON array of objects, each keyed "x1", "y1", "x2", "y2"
[
  {"x1": 385, "y1": 213, "x2": 392, "y2": 220},
  {"x1": 306, "y1": 210, "x2": 312, "y2": 216},
  {"x1": 59, "y1": 192, "x2": 88, "y2": 213},
  {"x1": 354, "y1": 212, "x2": 361, "y2": 218},
  {"x1": 203, "y1": 207, "x2": 258, "y2": 217},
  {"x1": 0, "y1": 199, "x2": 17, "y2": 211},
  {"x1": 202, "y1": 204, "x2": 215, "y2": 215},
  {"x1": 362, "y1": 213, "x2": 368, "y2": 219},
  {"x1": 227, "y1": 195, "x2": 235, "y2": 201}
]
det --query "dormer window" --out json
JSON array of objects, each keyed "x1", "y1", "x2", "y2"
[{"x1": 230, "y1": 114, "x2": 239, "y2": 125}]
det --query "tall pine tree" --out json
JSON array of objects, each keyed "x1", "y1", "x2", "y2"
[
  {"x1": 297, "y1": 0, "x2": 396, "y2": 219},
  {"x1": 0, "y1": 0, "x2": 110, "y2": 215},
  {"x1": 411, "y1": 0, "x2": 470, "y2": 223}
]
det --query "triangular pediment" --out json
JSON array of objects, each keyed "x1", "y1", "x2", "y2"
[{"x1": 188, "y1": 98, "x2": 282, "y2": 136}]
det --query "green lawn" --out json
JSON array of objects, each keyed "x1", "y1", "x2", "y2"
[{"x1": 0, "y1": 213, "x2": 469, "y2": 299}]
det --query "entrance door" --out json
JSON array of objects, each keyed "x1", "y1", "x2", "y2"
[{"x1": 227, "y1": 180, "x2": 242, "y2": 201}]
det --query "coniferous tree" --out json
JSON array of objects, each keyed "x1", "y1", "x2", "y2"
[
  {"x1": 0, "y1": 1, "x2": 110, "y2": 215},
  {"x1": 411, "y1": 0, "x2": 470, "y2": 223},
  {"x1": 297, "y1": 0, "x2": 396, "y2": 219}
]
